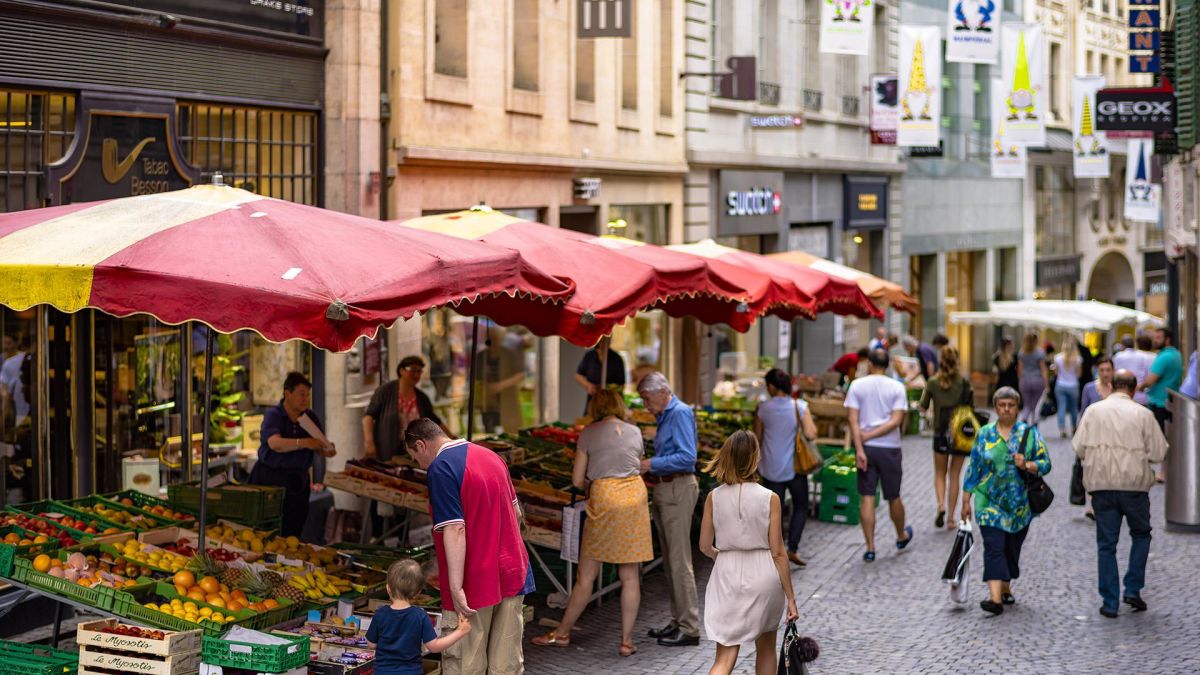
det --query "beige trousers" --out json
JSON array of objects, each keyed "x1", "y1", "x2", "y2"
[
  {"x1": 441, "y1": 595, "x2": 525, "y2": 675},
  {"x1": 652, "y1": 475, "x2": 700, "y2": 637}
]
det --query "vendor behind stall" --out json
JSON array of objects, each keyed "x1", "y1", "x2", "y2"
[
  {"x1": 250, "y1": 372, "x2": 335, "y2": 537},
  {"x1": 831, "y1": 348, "x2": 870, "y2": 386}
]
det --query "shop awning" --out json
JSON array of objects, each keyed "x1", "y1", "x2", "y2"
[
  {"x1": 767, "y1": 250, "x2": 918, "y2": 314},
  {"x1": 400, "y1": 210, "x2": 779, "y2": 345},
  {"x1": 667, "y1": 239, "x2": 882, "y2": 319},
  {"x1": 948, "y1": 300, "x2": 1164, "y2": 333},
  {"x1": 0, "y1": 185, "x2": 576, "y2": 351}
]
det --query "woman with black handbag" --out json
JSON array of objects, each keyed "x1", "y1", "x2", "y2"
[{"x1": 961, "y1": 386, "x2": 1052, "y2": 616}]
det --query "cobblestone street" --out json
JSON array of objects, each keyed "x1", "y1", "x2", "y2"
[{"x1": 522, "y1": 431, "x2": 1200, "y2": 674}]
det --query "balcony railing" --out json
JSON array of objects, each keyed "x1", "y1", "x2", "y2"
[
  {"x1": 759, "y1": 82, "x2": 781, "y2": 106},
  {"x1": 803, "y1": 89, "x2": 823, "y2": 112},
  {"x1": 841, "y1": 95, "x2": 860, "y2": 117}
]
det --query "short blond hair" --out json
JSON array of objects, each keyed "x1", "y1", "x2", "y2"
[
  {"x1": 703, "y1": 430, "x2": 760, "y2": 485},
  {"x1": 386, "y1": 559, "x2": 424, "y2": 601},
  {"x1": 588, "y1": 388, "x2": 626, "y2": 420}
]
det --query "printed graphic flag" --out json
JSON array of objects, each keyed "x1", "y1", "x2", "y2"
[
  {"x1": 991, "y1": 78, "x2": 1027, "y2": 179},
  {"x1": 870, "y1": 74, "x2": 899, "y2": 144},
  {"x1": 897, "y1": 25, "x2": 942, "y2": 147},
  {"x1": 1000, "y1": 24, "x2": 1047, "y2": 146},
  {"x1": 820, "y1": 0, "x2": 875, "y2": 56},
  {"x1": 1071, "y1": 76, "x2": 1110, "y2": 178},
  {"x1": 946, "y1": 0, "x2": 1001, "y2": 64},
  {"x1": 1124, "y1": 138, "x2": 1161, "y2": 222}
]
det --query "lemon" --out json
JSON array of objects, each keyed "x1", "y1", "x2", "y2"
[
  {"x1": 144, "y1": 602, "x2": 158, "y2": 611},
  {"x1": 211, "y1": 612, "x2": 224, "y2": 622}
]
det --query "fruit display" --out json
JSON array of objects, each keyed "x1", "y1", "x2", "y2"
[
  {"x1": 0, "y1": 513, "x2": 77, "y2": 547},
  {"x1": 112, "y1": 496, "x2": 194, "y2": 524},
  {"x1": 118, "y1": 539, "x2": 192, "y2": 572},
  {"x1": 141, "y1": 593, "x2": 239, "y2": 625},
  {"x1": 525, "y1": 424, "x2": 582, "y2": 447},
  {"x1": 204, "y1": 521, "x2": 274, "y2": 553},
  {"x1": 237, "y1": 567, "x2": 305, "y2": 607},
  {"x1": 13, "y1": 507, "x2": 117, "y2": 536},
  {"x1": 285, "y1": 570, "x2": 353, "y2": 600},
  {"x1": 36, "y1": 551, "x2": 143, "y2": 589},
  {"x1": 69, "y1": 499, "x2": 169, "y2": 532},
  {"x1": 97, "y1": 624, "x2": 167, "y2": 640},
  {"x1": 261, "y1": 535, "x2": 340, "y2": 566},
  {"x1": 3, "y1": 529, "x2": 55, "y2": 547},
  {"x1": 162, "y1": 537, "x2": 243, "y2": 563}
]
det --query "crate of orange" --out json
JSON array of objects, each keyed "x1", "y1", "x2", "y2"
[
  {"x1": 10, "y1": 554, "x2": 138, "y2": 612},
  {"x1": 0, "y1": 525, "x2": 60, "y2": 577},
  {"x1": 168, "y1": 568, "x2": 295, "y2": 631}
]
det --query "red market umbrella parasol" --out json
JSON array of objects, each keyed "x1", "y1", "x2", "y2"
[
  {"x1": 0, "y1": 184, "x2": 576, "y2": 352},
  {"x1": 667, "y1": 239, "x2": 881, "y2": 319},
  {"x1": 400, "y1": 209, "x2": 784, "y2": 344},
  {"x1": 768, "y1": 249, "x2": 918, "y2": 314}
]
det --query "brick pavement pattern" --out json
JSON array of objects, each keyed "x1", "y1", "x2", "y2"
[{"x1": 522, "y1": 432, "x2": 1200, "y2": 674}]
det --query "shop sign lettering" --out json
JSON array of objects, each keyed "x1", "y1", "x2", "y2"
[{"x1": 726, "y1": 188, "x2": 782, "y2": 217}]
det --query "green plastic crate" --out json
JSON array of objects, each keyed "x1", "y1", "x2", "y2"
[
  {"x1": 168, "y1": 482, "x2": 283, "y2": 523},
  {"x1": 58, "y1": 495, "x2": 175, "y2": 533},
  {"x1": 2, "y1": 508, "x2": 92, "y2": 541},
  {"x1": 99, "y1": 489, "x2": 203, "y2": 525},
  {"x1": 0, "y1": 525, "x2": 60, "y2": 577},
  {"x1": 201, "y1": 632, "x2": 310, "y2": 672},
  {"x1": 8, "y1": 501, "x2": 125, "y2": 536},
  {"x1": 0, "y1": 640, "x2": 79, "y2": 675},
  {"x1": 905, "y1": 409, "x2": 921, "y2": 435},
  {"x1": 11, "y1": 556, "x2": 122, "y2": 612},
  {"x1": 816, "y1": 466, "x2": 879, "y2": 525},
  {"x1": 111, "y1": 581, "x2": 255, "y2": 636}
]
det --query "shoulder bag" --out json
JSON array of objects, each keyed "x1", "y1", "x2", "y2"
[
  {"x1": 949, "y1": 379, "x2": 982, "y2": 453},
  {"x1": 792, "y1": 400, "x2": 823, "y2": 475},
  {"x1": 1016, "y1": 426, "x2": 1054, "y2": 514}
]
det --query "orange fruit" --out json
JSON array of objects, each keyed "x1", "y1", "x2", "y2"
[
  {"x1": 33, "y1": 554, "x2": 52, "y2": 573},
  {"x1": 207, "y1": 597, "x2": 226, "y2": 609},
  {"x1": 174, "y1": 583, "x2": 189, "y2": 597},
  {"x1": 187, "y1": 588, "x2": 206, "y2": 602},
  {"x1": 3, "y1": 533, "x2": 18, "y2": 544},
  {"x1": 199, "y1": 576, "x2": 220, "y2": 594},
  {"x1": 262, "y1": 599, "x2": 279, "y2": 610},
  {"x1": 231, "y1": 590, "x2": 247, "y2": 603},
  {"x1": 33, "y1": 535, "x2": 49, "y2": 544},
  {"x1": 226, "y1": 600, "x2": 243, "y2": 612},
  {"x1": 173, "y1": 570, "x2": 195, "y2": 589}
]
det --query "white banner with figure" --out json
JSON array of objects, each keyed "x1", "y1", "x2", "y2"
[
  {"x1": 946, "y1": 0, "x2": 1000, "y2": 63},
  {"x1": 1071, "y1": 76, "x2": 1109, "y2": 178},
  {"x1": 897, "y1": 25, "x2": 941, "y2": 147},
  {"x1": 1000, "y1": 24, "x2": 1046, "y2": 146},
  {"x1": 820, "y1": 0, "x2": 875, "y2": 55},
  {"x1": 990, "y1": 78, "x2": 1026, "y2": 179},
  {"x1": 1124, "y1": 138, "x2": 1161, "y2": 223}
]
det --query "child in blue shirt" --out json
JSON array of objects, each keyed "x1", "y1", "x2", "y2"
[{"x1": 367, "y1": 559, "x2": 470, "y2": 675}]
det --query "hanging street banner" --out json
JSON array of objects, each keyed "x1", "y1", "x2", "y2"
[
  {"x1": 946, "y1": 0, "x2": 1000, "y2": 64},
  {"x1": 990, "y1": 78, "x2": 1026, "y2": 179},
  {"x1": 1095, "y1": 86, "x2": 1176, "y2": 131},
  {"x1": 869, "y1": 74, "x2": 899, "y2": 144},
  {"x1": 820, "y1": 0, "x2": 875, "y2": 55},
  {"x1": 1071, "y1": 76, "x2": 1110, "y2": 178},
  {"x1": 1000, "y1": 24, "x2": 1047, "y2": 146},
  {"x1": 1124, "y1": 138, "x2": 1161, "y2": 222},
  {"x1": 897, "y1": 25, "x2": 941, "y2": 147}
]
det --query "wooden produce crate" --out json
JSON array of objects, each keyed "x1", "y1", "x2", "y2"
[
  {"x1": 77, "y1": 618, "x2": 201, "y2": 657},
  {"x1": 79, "y1": 643, "x2": 201, "y2": 675},
  {"x1": 804, "y1": 397, "x2": 849, "y2": 419}
]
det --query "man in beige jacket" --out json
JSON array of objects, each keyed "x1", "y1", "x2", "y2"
[{"x1": 1072, "y1": 370, "x2": 1168, "y2": 619}]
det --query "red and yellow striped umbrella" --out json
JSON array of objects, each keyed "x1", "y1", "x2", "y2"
[{"x1": 0, "y1": 185, "x2": 574, "y2": 351}]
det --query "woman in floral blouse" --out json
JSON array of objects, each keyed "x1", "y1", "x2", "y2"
[{"x1": 962, "y1": 386, "x2": 1052, "y2": 616}]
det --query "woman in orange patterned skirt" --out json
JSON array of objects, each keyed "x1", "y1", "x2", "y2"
[{"x1": 532, "y1": 389, "x2": 653, "y2": 657}]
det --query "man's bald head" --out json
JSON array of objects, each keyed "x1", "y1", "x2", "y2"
[{"x1": 1112, "y1": 369, "x2": 1138, "y2": 394}]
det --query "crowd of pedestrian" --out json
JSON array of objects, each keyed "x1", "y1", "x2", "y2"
[{"x1": 335, "y1": 319, "x2": 1189, "y2": 673}]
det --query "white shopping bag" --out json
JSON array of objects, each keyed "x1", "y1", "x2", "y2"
[
  {"x1": 947, "y1": 519, "x2": 975, "y2": 604},
  {"x1": 560, "y1": 500, "x2": 587, "y2": 563}
]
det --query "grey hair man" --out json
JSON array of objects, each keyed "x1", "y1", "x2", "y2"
[
  {"x1": 902, "y1": 335, "x2": 939, "y2": 381},
  {"x1": 637, "y1": 372, "x2": 700, "y2": 647},
  {"x1": 1073, "y1": 369, "x2": 1168, "y2": 619}
]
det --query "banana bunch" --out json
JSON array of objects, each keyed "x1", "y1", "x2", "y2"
[{"x1": 288, "y1": 569, "x2": 352, "y2": 599}]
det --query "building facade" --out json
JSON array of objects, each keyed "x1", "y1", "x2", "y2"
[
  {"x1": 0, "y1": 0, "x2": 325, "y2": 502},
  {"x1": 683, "y1": 0, "x2": 904, "y2": 392},
  {"x1": 380, "y1": 0, "x2": 688, "y2": 430}
]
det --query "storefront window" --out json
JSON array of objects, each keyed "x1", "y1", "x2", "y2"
[
  {"x1": 177, "y1": 103, "x2": 318, "y2": 205},
  {"x1": 609, "y1": 204, "x2": 668, "y2": 244},
  {"x1": 0, "y1": 89, "x2": 76, "y2": 212},
  {"x1": 0, "y1": 308, "x2": 37, "y2": 504},
  {"x1": 1035, "y1": 165, "x2": 1076, "y2": 258}
]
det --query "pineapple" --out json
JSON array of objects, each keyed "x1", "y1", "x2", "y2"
[
  {"x1": 220, "y1": 564, "x2": 246, "y2": 589},
  {"x1": 240, "y1": 568, "x2": 303, "y2": 605},
  {"x1": 272, "y1": 578, "x2": 305, "y2": 604},
  {"x1": 260, "y1": 570, "x2": 284, "y2": 586},
  {"x1": 187, "y1": 551, "x2": 226, "y2": 580}
]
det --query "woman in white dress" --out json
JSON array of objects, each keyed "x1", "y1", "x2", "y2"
[{"x1": 699, "y1": 430, "x2": 799, "y2": 675}]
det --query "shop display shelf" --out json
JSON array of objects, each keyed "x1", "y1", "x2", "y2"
[
  {"x1": 0, "y1": 524, "x2": 61, "y2": 577},
  {"x1": 0, "y1": 639, "x2": 80, "y2": 675},
  {"x1": 60, "y1": 495, "x2": 177, "y2": 532},
  {"x1": 168, "y1": 482, "x2": 283, "y2": 524},
  {"x1": 201, "y1": 631, "x2": 310, "y2": 672},
  {"x1": 99, "y1": 489, "x2": 204, "y2": 525}
]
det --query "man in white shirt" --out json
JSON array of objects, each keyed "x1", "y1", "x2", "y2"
[
  {"x1": 845, "y1": 349, "x2": 914, "y2": 562},
  {"x1": 1112, "y1": 335, "x2": 1154, "y2": 405}
]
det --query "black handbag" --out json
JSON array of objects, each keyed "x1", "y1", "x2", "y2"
[
  {"x1": 1016, "y1": 426, "x2": 1054, "y2": 514},
  {"x1": 777, "y1": 620, "x2": 819, "y2": 675},
  {"x1": 1070, "y1": 457, "x2": 1087, "y2": 506}
]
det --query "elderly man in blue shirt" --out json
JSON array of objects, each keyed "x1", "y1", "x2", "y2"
[{"x1": 637, "y1": 371, "x2": 700, "y2": 647}]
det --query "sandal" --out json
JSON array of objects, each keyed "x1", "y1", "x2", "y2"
[
  {"x1": 531, "y1": 632, "x2": 570, "y2": 648},
  {"x1": 620, "y1": 642, "x2": 638, "y2": 657},
  {"x1": 935, "y1": 510, "x2": 945, "y2": 529}
]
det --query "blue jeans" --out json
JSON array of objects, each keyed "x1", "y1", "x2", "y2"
[
  {"x1": 1055, "y1": 383, "x2": 1079, "y2": 431},
  {"x1": 1093, "y1": 490, "x2": 1152, "y2": 612},
  {"x1": 761, "y1": 474, "x2": 808, "y2": 553}
]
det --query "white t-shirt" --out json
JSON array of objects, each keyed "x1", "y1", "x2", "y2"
[
  {"x1": 1112, "y1": 349, "x2": 1154, "y2": 404},
  {"x1": 1054, "y1": 353, "x2": 1080, "y2": 389},
  {"x1": 843, "y1": 374, "x2": 908, "y2": 449}
]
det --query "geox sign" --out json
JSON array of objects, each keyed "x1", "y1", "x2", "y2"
[{"x1": 1094, "y1": 87, "x2": 1176, "y2": 132}]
